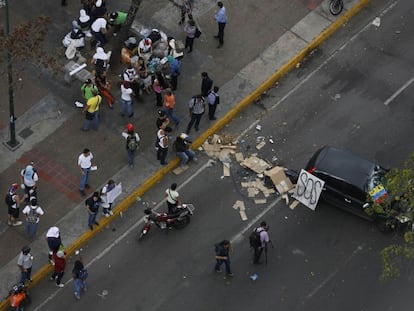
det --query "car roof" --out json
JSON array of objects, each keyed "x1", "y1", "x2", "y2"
[{"x1": 307, "y1": 146, "x2": 376, "y2": 191}]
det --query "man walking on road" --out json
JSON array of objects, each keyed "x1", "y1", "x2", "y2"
[
  {"x1": 214, "y1": 239, "x2": 233, "y2": 276},
  {"x1": 186, "y1": 94, "x2": 206, "y2": 134},
  {"x1": 251, "y1": 221, "x2": 270, "y2": 264},
  {"x1": 78, "y1": 148, "x2": 94, "y2": 196},
  {"x1": 214, "y1": 1, "x2": 227, "y2": 48}
]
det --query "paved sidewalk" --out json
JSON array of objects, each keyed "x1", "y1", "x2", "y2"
[{"x1": 0, "y1": 0, "x2": 368, "y2": 304}]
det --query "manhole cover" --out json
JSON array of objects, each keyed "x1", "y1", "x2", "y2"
[{"x1": 19, "y1": 127, "x2": 33, "y2": 139}]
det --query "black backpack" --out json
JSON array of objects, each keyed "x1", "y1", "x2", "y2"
[
  {"x1": 127, "y1": 134, "x2": 138, "y2": 151},
  {"x1": 249, "y1": 228, "x2": 261, "y2": 248}
]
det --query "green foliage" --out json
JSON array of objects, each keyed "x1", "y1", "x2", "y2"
[{"x1": 379, "y1": 152, "x2": 414, "y2": 280}]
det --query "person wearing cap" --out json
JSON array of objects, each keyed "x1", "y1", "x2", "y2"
[
  {"x1": 17, "y1": 246, "x2": 34, "y2": 284},
  {"x1": 85, "y1": 192, "x2": 101, "y2": 230},
  {"x1": 108, "y1": 11, "x2": 127, "y2": 36},
  {"x1": 156, "y1": 109, "x2": 172, "y2": 132},
  {"x1": 214, "y1": 1, "x2": 227, "y2": 48},
  {"x1": 91, "y1": 46, "x2": 108, "y2": 75},
  {"x1": 81, "y1": 79, "x2": 98, "y2": 102},
  {"x1": 138, "y1": 37, "x2": 152, "y2": 61},
  {"x1": 120, "y1": 81, "x2": 134, "y2": 118},
  {"x1": 46, "y1": 226, "x2": 62, "y2": 265},
  {"x1": 22, "y1": 197, "x2": 44, "y2": 239},
  {"x1": 50, "y1": 250, "x2": 66, "y2": 287},
  {"x1": 5, "y1": 183, "x2": 26, "y2": 226},
  {"x1": 174, "y1": 133, "x2": 197, "y2": 166},
  {"x1": 20, "y1": 163, "x2": 39, "y2": 203},
  {"x1": 122, "y1": 123, "x2": 140, "y2": 168}
]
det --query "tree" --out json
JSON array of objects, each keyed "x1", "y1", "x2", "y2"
[{"x1": 371, "y1": 152, "x2": 414, "y2": 280}]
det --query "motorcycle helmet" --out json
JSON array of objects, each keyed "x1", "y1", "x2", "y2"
[
  {"x1": 21, "y1": 246, "x2": 31, "y2": 255},
  {"x1": 126, "y1": 123, "x2": 134, "y2": 132}
]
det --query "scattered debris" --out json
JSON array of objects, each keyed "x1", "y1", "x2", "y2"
[
  {"x1": 223, "y1": 162, "x2": 230, "y2": 177},
  {"x1": 241, "y1": 156, "x2": 271, "y2": 174},
  {"x1": 264, "y1": 166, "x2": 294, "y2": 194},
  {"x1": 289, "y1": 200, "x2": 300, "y2": 210},
  {"x1": 173, "y1": 165, "x2": 188, "y2": 175},
  {"x1": 256, "y1": 141, "x2": 266, "y2": 150},
  {"x1": 372, "y1": 17, "x2": 380, "y2": 27},
  {"x1": 255, "y1": 124, "x2": 262, "y2": 131},
  {"x1": 250, "y1": 273, "x2": 258, "y2": 281}
]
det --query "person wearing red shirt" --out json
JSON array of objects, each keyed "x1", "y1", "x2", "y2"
[{"x1": 50, "y1": 250, "x2": 66, "y2": 287}]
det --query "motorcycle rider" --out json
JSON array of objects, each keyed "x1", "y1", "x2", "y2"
[{"x1": 165, "y1": 183, "x2": 182, "y2": 214}]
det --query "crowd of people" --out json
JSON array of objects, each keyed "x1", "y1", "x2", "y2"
[{"x1": 5, "y1": 0, "x2": 232, "y2": 302}]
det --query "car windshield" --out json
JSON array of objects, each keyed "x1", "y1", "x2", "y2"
[{"x1": 366, "y1": 165, "x2": 387, "y2": 193}]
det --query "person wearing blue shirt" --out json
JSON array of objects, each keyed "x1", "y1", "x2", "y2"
[{"x1": 214, "y1": 1, "x2": 227, "y2": 48}]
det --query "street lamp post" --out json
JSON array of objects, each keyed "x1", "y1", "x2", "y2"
[{"x1": 4, "y1": 0, "x2": 19, "y2": 149}]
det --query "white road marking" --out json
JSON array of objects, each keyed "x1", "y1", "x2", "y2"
[{"x1": 384, "y1": 77, "x2": 414, "y2": 106}]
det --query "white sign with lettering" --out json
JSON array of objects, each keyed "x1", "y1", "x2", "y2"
[{"x1": 293, "y1": 170, "x2": 325, "y2": 211}]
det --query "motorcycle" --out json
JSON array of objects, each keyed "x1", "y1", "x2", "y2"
[
  {"x1": 139, "y1": 204, "x2": 195, "y2": 240},
  {"x1": 329, "y1": 0, "x2": 344, "y2": 15},
  {"x1": 8, "y1": 283, "x2": 31, "y2": 311}
]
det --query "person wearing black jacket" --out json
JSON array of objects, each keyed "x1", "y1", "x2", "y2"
[
  {"x1": 201, "y1": 72, "x2": 213, "y2": 97},
  {"x1": 85, "y1": 192, "x2": 101, "y2": 230},
  {"x1": 174, "y1": 133, "x2": 196, "y2": 166},
  {"x1": 214, "y1": 240, "x2": 233, "y2": 276}
]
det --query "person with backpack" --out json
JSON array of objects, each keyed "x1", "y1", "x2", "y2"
[
  {"x1": 46, "y1": 226, "x2": 62, "y2": 265},
  {"x1": 50, "y1": 250, "x2": 66, "y2": 287},
  {"x1": 156, "y1": 127, "x2": 169, "y2": 166},
  {"x1": 168, "y1": 56, "x2": 181, "y2": 91},
  {"x1": 72, "y1": 253, "x2": 88, "y2": 300},
  {"x1": 122, "y1": 123, "x2": 140, "y2": 168},
  {"x1": 22, "y1": 197, "x2": 44, "y2": 239},
  {"x1": 85, "y1": 192, "x2": 101, "y2": 231},
  {"x1": 20, "y1": 162, "x2": 39, "y2": 203},
  {"x1": 250, "y1": 221, "x2": 270, "y2": 264},
  {"x1": 186, "y1": 94, "x2": 206, "y2": 134},
  {"x1": 5, "y1": 183, "x2": 26, "y2": 226},
  {"x1": 214, "y1": 239, "x2": 233, "y2": 276},
  {"x1": 207, "y1": 86, "x2": 220, "y2": 120}
]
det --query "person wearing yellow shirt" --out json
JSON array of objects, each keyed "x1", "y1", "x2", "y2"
[{"x1": 82, "y1": 90, "x2": 102, "y2": 131}]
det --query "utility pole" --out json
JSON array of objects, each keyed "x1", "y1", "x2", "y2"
[{"x1": 4, "y1": 0, "x2": 20, "y2": 150}]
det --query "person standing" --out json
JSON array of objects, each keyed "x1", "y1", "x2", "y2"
[
  {"x1": 81, "y1": 79, "x2": 98, "y2": 102},
  {"x1": 82, "y1": 90, "x2": 102, "y2": 131},
  {"x1": 252, "y1": 221, "x2": 270, "y2": 264},
  {"x1": 168, "y1": 56, "x2": 181, "y2": 91},
  {"x1": 156, "y1": 109, "x2": 173, "y2": 133},
  {"x1": 186, "y1": 94, "x2": 206, "y2": 134},
  {"x1": 22, "y1": 197, "x2": 44, "y2": 239},
  {"x1": 17, "y1": 246, "x2": 34, "y2": 284},
  {"x1": 174, "y1": 133, "x2": 196, "y2": 166},
  {"x1": 95, "y1": 71, "x2": 114, "y2": 109},
  {"x1": 156, "y1": 127, "x2": 169, "y2": 166},
  {"x1": 50, "y1": 250, "x2": 66, "y2": 287},
  {"x1": 86, "y1": 192, "x2": 101, "y2": 230},
  {"x1": 214, "y1": 1, "x2": 227, "y2": 48},
  {"x1": 72, "y1": 253, "x2": 87, "y2": 300},
  {"x1": 122, "y1": 123, "x2": 140, "y2": 168},
  {"x1": 20, "y1": 162, "x2": 39, "y2": 202},
  {"x1": 214, "y1": 240, "x2": 233, "y2": 276},
  {"x1": 5, "y1": 183, "x2": 25, "y2": 226},
  {"x1": 201, "y1": 72, "x2": 213, "y2": 97},
  {"x1": 78, "y1": 148, "x2": 94, "y2": 196},
  {"x1": 120, "y1": 81, "x2": 134, "y2": 118},
  {"x1": 46, "y1": 226, "x2": 62, "y2": 265},
  {"x1": 90, "y1": 13, "x2": 107, "y2": 47},
  {"x1": 165, "y1": 183, "x2": 182, "y2": 214},
  {"x1": 163, "y1": 89, "x2": 180, "y2": 126},
  {"x1": 153, "y1": 78, "x2": 163, "y2": 107},
  {"x1": 184, "y1": 19, "x2": 196, "y2": 53},
  {"x1": 101, "y1": 179, "x2": 116, "y2": 217},
  {"x1": 90, "y1": 47, "x2": 108, "y2": 75},
  {"x1": 178, "y1": 0, "x2": 194, "y2": 25},
  {"x1": 207, "y1": 86, "x2": 220, "y2": 120}
]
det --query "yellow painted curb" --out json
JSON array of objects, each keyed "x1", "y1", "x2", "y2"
[{"x1": 0, "y1": 1, "x2": 369, "y2": 309}]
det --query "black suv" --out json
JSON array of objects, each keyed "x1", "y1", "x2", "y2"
[{"x1": 305, "y1": 146, "x2": 387, "y2": 221}]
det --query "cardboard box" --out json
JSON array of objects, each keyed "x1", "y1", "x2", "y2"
[{"x1": 264, "y1": 166, "x2": 294, "y2": 194}]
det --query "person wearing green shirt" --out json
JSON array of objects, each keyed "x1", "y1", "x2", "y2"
[
  {"x1": 81, "y1": 79, "x2": 99, "y2": 102},
  {"x1": 109, "y1": 11, "x2": 127, "y2": 35}
]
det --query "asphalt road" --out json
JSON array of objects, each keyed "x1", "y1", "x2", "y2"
[{"x1": 26, "y1": 0, "x2": 414, "y2": 310}]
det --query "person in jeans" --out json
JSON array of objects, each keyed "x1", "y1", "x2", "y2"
[
  {"x1": 22, "y1": 197, "x2": 45, "y2": 239},
  {"x1": 156, "y1": 128, "x2": 169, "y2": 166},
  {"x1": 120, "y1": 81, "x2": 134, "y2": 118},
  {"x1": 214, "y1": 240, "x2": 233, "y2": 276},
  {"x1": 72, "y1": 254, "x2": 87, "y2": 300},
  {"x1": 184, "y1": 19, "x2": 196, "y2": 53},
  {"x1": 163, "y1": 89, "x2": 180, "y2": 126},
  {"x1": 82, "y1": 90, "x2": 102, "y2": 131},
  {"x1": 174, "y1": 133, "x2": 196, "y2": 166},
  {"x1": 122, "y1": 123, "x2": 140, "y2": 168},
  {"x1": 17, "y1": 246, "x2": 34, "y2": 284},
  {"x1": 186, "y1": 94, "x2": 205, "y2": 134},
  {"x1": 78, "y1": 148, "x2": 94, "y2": 196},
  {"x1": 85, "y1": 192, "x2": 101, "y2": 230}
]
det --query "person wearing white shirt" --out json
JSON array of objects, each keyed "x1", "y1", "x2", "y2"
[
  {"x1": 22, "y1": 197, "x2": 45, "y2": 238},
  {"x1": 78, "y1": 148, "x2": 94, "y2": 196},
  {"x1": 91, "y1": 16, "x2": 107, "y2": 46},
  {"x1": 120, "y1": 81, "x2": 134, "y2": 118}
]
